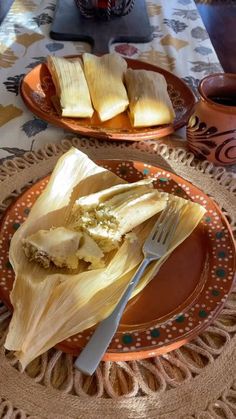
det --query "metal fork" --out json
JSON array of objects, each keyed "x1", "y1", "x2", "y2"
[{"x1": 74, "y1": 200, "x2": 180, "y2": 375}]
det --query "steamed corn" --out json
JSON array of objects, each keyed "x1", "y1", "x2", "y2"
[
  {"x1": 125, "y1": 68, "x2": 175, "y2": 127},
  {"x1": 23, "y1": 227, "x2": 104, "y2": 270},
  {"x1": 22, "y1": 179, "x2": 167, "y2": 266},
  {"x1": 83, "y1": 53, "x2": 129, "y2": 121},
  {"x1": 70, "y1": 179, "x2": 167, "y2": 252},
  {"x1": 47, "y1": 55, "x2": 93, "y2": 118}
]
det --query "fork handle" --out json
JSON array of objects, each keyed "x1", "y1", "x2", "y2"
[{"x1": 74, "y1": 258, "x2": 151, "y2": 375}]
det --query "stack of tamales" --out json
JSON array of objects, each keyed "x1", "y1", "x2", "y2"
[{"x1": 47, "y1": 53, "x2": 175, "y2": 127}]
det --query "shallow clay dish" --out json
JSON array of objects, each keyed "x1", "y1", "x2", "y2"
[
  {"x1": 0, "y1": 160, "x2": 235, "y2": 361},
  {"x1": 20, "y1": 57, "x2": 195, "y2": 141}
]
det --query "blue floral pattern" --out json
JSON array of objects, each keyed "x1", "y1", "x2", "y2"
[
  {"x1": 163, "y1": 18, "x2": 188, "y2": 33},
  {"x1": 3, "y1": 74, "x2": 25, "y2": 95},
  {"x1": 194, "y1": 46, "x2": 213, "y2": 56},
  {"x1": 173, "y1": 9, "x2": 198, "y2": 20},
  {"x1": 32, "y1": 13, "x2": 53, "y2": 27},
  {"x1": 21, "y1": 117, "x2": 48, "y2": 137}
]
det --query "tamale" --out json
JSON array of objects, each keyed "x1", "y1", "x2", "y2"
[
  {"x1": 82, "y1": 53, "x2": 129, "y2": 121},
  {"x1": 47, "y1": 55, "x2": 94, "y2": 118},
  {"x1": 70, "y1": 179, "x2": 167, "y2": 252},
  {"x1": 125, "y1": 68, "x2": 175, "y2": 127},
  {"x1": 22, "y1": 227, "x2": 104, "y2": 270},
  {"x1": 22, "y1": 179, "x2": 167, "y2": 264},
  {"x1": 5, "y1": 148, "x2": 206, "y2": 369},
  {"x1": 22, "y1": 227, "x2": 83, "y2": 269}
]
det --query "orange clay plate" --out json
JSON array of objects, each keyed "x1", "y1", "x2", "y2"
[
  {"x1": 20, "y1": 57, "x2": 195, "y2": 141},
  {"x1": 0, "y1": 160, "x2": 235, "y2": 361}
]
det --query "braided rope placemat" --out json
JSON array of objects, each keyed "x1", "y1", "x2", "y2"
[{"x1": 0, "y1": 137, "x2": 235, "y2": 419}]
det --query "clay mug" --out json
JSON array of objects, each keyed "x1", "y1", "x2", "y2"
[{"x1": 187, "y1": 73, "x2": 236, "y2": 165}]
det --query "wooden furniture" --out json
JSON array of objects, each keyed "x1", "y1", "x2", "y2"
[{"x1": 196, "y1": 2, "x2": 236, "y2": 73}]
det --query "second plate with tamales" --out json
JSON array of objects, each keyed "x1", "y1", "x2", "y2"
[{"x1": 20, "y1": 55, "x2": 195, "y2": 141}]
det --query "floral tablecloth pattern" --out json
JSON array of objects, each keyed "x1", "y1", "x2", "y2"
[{"x1": 0, "y1": 0, "x2": 222, "y2": 163}]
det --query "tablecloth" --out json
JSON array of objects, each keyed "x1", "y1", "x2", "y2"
[{"x1": 0, "y1": 0, "x2": 223, "y2": 162}]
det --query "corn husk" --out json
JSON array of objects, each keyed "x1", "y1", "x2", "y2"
[
  {"x1": 125, "y1": 68, "x2": 175, "y2": 127},
  {"x1": 47, "y1": 56, "x2": 94, "y2": 118},
  {"x1": 83, "y1": 53, "x2": 129, "y2": 121},
  {"x1": 69, "y1": 178, "x2": 168, "y2": 252},
  {"x1": 5, "y1": 148, "x2": 206, "y2": 369}
]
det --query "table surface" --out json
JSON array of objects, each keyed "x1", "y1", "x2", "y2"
[{"x1": 0, "y1": 0, "x2": 224, "y2": 164}]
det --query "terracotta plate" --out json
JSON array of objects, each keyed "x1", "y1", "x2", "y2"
[
  {"x1": 0, "y1": 160, "x2": 235, "y2": 361},
  {"x1": 20, "y1": 57, "x2": 195, "y2": 141}
]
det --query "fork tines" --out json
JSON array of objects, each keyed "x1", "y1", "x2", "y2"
[{"x1": 152, "y1": 199, "x2": 180, "y2": 245}]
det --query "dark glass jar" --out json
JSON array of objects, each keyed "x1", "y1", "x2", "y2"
[{"x1": 75, "y1": 0, "x2": 135, "y2": 19}]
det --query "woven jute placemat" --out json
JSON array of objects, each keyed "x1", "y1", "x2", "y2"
[{"x1": 0, "y1": 137, "x2": 235, "y2": 419}]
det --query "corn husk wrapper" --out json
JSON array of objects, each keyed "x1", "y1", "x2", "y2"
[
  {"x1": 5, "y1": 148, "x2": 206, "y2": 369},
  {"x1": 83, "y1": 53, "x2": 129, "y2": 121},
  {"x1": 125, "y1": 68, "x2": 175, "y2": 127},
  {"x1": 47, "y1": 56, "x2": 94, "y2": 118}
]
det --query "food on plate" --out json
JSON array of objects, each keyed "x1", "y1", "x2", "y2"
[
  {"x1": 82, "y1": 52, "x2": 129, "y2": 121},
  {"x1": 125, "y1": 68, "x2": 175, "y2": 127},
  {"x1": 47, "y1": 55, "x2": 93, "y2": 118},
  {"x1": 22, "y1": 227, "x2": 104, "y2": 270},
  {"x1": 23, "y1": 227, "x2": 83, "y2": 269},
  {"x1": 69, "y1": 179, "x2": 167, "y2": 252},
  {"x1": 46, "y1": 52, "x2": 176, "y2": 128},
  {"x1": 5, "y1": 148, "x2": 206, "y2": 369},
  {"x1": 22, "y1": 179, "x2": 167, "y2": 268}
]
